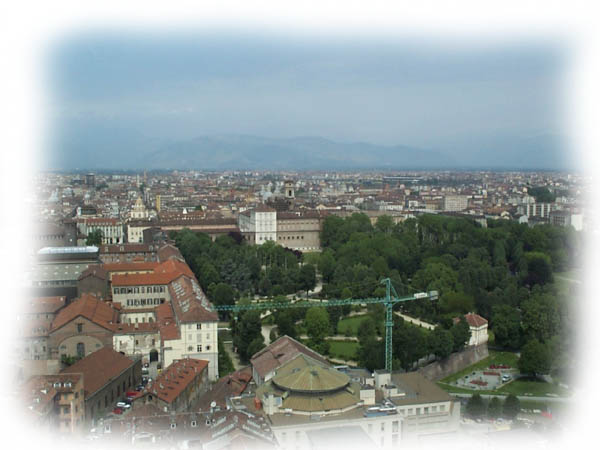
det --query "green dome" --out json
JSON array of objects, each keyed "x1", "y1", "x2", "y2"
[{"x1": 272, "y1": 364, "x2": 350, "y2": 393}]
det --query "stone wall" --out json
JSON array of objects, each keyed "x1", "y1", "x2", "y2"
[{"x1": 418, "y1": 344, "x2": 489, "y2": 381}]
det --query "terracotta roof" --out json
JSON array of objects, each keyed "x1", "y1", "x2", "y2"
[
  {"x1": 146, "y1": 358, "x2": 208, "y2": 404},
  {"x1": 78, "y1": 264, "x2": 108, "y2": 281},
  {"x1": 195, "y1": 366, "x2": 253, "y2": 411},
  {"x1": 61, "y1": 348, "x2": 136, "y2": 398},
  {"x1": 103, "y1": 262, "x2": 160, "y2": 273},
  {"x1": 156, "y1": 302, "x2": 180, "y2": 342},
  {"x1": 465, "y1": 312, "x2": 488, "y2": 328},
  {"x1": 168, "y1": 276, "x2": 218, "y2": 323},
  {"x1": 157, "y1": 244, "x2": 185, "y2": 262},
  {"x1": 51, "y1": 293, "x2": 119, "y2": 332},
  {"x1": 154, "y1": 259, "x2": 194, "y2": 278},
  {"x1": 250, "y1": 336, "x2": 330, "y2": 380}
]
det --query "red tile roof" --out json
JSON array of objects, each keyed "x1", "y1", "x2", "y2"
[
  {"x1": 51, "y1": 293, "x2": 119, "y2": 332},
  {"x1": 196, "y1": 366, "x2": 253, "y2": 410},
  {"x1": 146, "y1": 358, "x2": 208, "y2": 404},
  {"x1": 250, "y1": 336, "x2": 329, "y2": 380},
  {"x1": 103, "y1": 262, "x2": 160, "y2": 273},
  {"x1": 465, "y1": 312, "x2": 488, "y2": 328},
  {"x1": 168, "y1": 276, "x2": 218, "y2": 323},
  {"x1": 61, "y1": 348, "x2": 137, "y2": 398},
  {"x1": 156, "y1": 302, "x2": 180, "y2": 342}
]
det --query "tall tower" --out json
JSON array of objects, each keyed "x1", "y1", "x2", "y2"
[
  {"x1": 284, "y1": 180, "x2": 295, "y2": 200},
  {"x1": 284, "y1": 180, "x2": 295, "y2": 210}
]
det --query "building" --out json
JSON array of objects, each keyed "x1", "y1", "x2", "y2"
[
  {"x1": 461, "y1": 313, "x2": 489, "y2": 347},
  {"x1": 130, "y1": 196, "x2": 149, "y2": 221},
  {"x1": 549, "y1": 210, "x2": 584, "y2": 231},
  {"x1": 17, "y1": 297, "x2": 66, "y2": 361},
  {"x1": 242, "y1": 336, "x2": 460, "y2": 449},
  {"x1": 31, "y1": 246, "x2": 101, "y2": 301},
  {"x1": 276, "y1": 211, "x2": 322, "y2": 251},
  {"x1": 21, "y1": 373, "x2": 86, "y2": 434},
  {"x1": 74, "y1": 217, "x2": 125, "y2": 245},
  {"x1": 238, "y1": 204, "x2": 277, "y2": 245},
  {"x1": 61, "y1": 347, "x2": 142, "y2": 422},
  {"x1": 133, "y1": 358, "x2": 210, "y2": 413},
  {"x1": 160, "y1": 275, "x2": 220, "y2": 380},
  {"x1": 98, "y1": 243, "x2": 159, "y2": 263},
  {"x1": 49, "y1": 293, "x2": 119, "y2": 360},
  {"x1": 443, "y1": 195, "x2": 469, "y2": 212},
  {"x1": 250, "y1": 336, "x2": 330, "y2": 386}
]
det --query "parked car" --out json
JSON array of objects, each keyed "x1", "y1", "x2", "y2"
[
  {"x1": 136, "y1": 385, "x2": 144, "y2": 391},
  {"x1": 113, "y1": 407, "x2": 123, "y2": 415},
  {"x1": 116, "y1": 401, "x2": 127, "y2": 408}
]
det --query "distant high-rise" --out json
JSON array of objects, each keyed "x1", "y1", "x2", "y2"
[{"x1": 85, "y1": 173, "x2": 95, "y2": 187}]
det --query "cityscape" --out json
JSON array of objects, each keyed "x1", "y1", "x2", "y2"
[
  {"x1": 14, "y1": 167, "x2": 587, "y2": 449},
  {"x1": 4, "y1": 17, "x2": 594, "y2": 450}
]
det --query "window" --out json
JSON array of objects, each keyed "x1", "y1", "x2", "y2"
[
  {"x1": 76, "y1": 342, "x2": 85, "y2": 358},
  {"x1": 206, "y1": 345, "x2": 210, "y2": 351},
  {"x1": 424, "y1": 407, "x2": 429, "y2": 414},
  {"x1": 440, "y1": 404, "x2": 446, "y2": 412},
  {"x1": 77, "y1": 323, "x2": 83, "y2": 333},
  {"x1": 196, "y1": 323, "x2": 202, "y2": 330},
  {"x1": 392, "y1": 421, "x2": 399, "y2": 433},
  {"x1": 197, "y1": 345, "x2": 202, "y2": 352},
  {"x1": 381, "y1": 423, "x2": 385, "y2": 431}
]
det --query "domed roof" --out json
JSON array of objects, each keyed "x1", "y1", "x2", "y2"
[{"x1": 272, "y1": 364, "x2": 350, "y2": 394}]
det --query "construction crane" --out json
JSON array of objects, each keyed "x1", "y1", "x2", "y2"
[{"x1": 214, "y1": 278, "x2": 438, "y2": 372}]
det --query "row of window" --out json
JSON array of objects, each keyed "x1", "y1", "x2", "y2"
[
  {"x1": 114, "y1": 285, "x2": 165, "y2": 294},
  {"x1": 187, "y1": 345, "x2": 211, "y2": 352},
  {"x1": 125, "y1": 298, "x2": 165, "y2": 307}
]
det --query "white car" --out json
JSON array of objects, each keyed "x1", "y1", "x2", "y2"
[{"x1": 116, "y1": 401, "x2": 129, "y2": 408}]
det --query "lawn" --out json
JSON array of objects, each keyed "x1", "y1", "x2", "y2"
[
  {"x1": 440, "y1": 351, "x2": 520, "y2": 384},
  {"x1": 498, "y1": 378, "x2": 570, "y2": 397},
  {"x1": 337, "y1": 314, "x2": 371, "y2": 336},
  {"x1": 437, "y1": 378, "x2": 570, "y2": 398},
  {"x1": 328, "y1": 340, "x2": 359, "y2": 361}
]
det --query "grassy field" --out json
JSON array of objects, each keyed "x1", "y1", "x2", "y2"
[
  {"x1": 499, "y1": 378, "x2": 570, "y2": 397},
  {"x1": 328, "y1": 340, "x2": 359, "y2": 360},
  {"x1": 440, "y1": 351, "x2": 520, "y2": 384},
  {"x1": 337, "y1": 314, "x2": 371, "y2": 336}
]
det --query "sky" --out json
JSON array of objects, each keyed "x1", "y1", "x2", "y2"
[{"x1": 47, "y1": 31, "x2": 567, "y2": 150}]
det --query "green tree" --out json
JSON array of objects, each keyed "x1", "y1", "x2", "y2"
[
  {"x1": 299, "y1": 264, "x2": 317, "y2": 297},
  {"x1": 520, "y1": 289, "x2": 560, "y2": 343},
  {"x1": 487, "y1": 397, "x2": 502, "y2": 419},
  {"x1": 466, "y1": 393, "x2": 486, "y2": 418},
  {"x1": 305, "y1": 307, "x2": 330, "y2": 354},
  {"x1": 318, "y1": 251, "x2": 336, "y2": 283},
  {"x1": 450, "y1": 317, "x2": 471, "y2": 352},
  {"x1": 357, "y1": 336, "x2": 385, "y2": 371},
  {"x1": 247, "y1": 336, "x2": 266, "y2": 359},
  {"x1": 86, "y1": 229, "x2": 103, "y2": 246},
  {"x1": 523, "y1": 252, "x2": 553, "y2": 286},
  {"x1": 233, "y1": 310, "x2": 263, "y2": 362},
  {"x1": 503, "y1": 394, "x2": 520, "y2": 419},
  {"x1": 212, "y1": 283, "x2": 235, "y2": 319},
  {"x1": 375, "y1": 215, "x2": 395, "y2": 234},
  {"x1": 428, "y1": 326, "x2": 454, "y2": 360},
  {"x1": 518, "y1": 339, "x2": 551, "y2": 378},
  {"x1": 492, "y1": 305, "x2": 522, "y2": 350},
  {"x1": 217, "y1": 339, "x2": 235, "y2": 377}
]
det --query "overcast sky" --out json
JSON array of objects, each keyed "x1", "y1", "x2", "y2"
[{"x1": 47, "y1": 31, "x2": 566, "y2": 149}]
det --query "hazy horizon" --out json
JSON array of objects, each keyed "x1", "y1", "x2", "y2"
[{"x1": 45, "y1": 31, "x2": 569, "y2": 171}]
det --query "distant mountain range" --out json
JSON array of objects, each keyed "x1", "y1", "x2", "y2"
[{"x1": 48, "y1": 124, "x2": 572, "y2": 171}]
